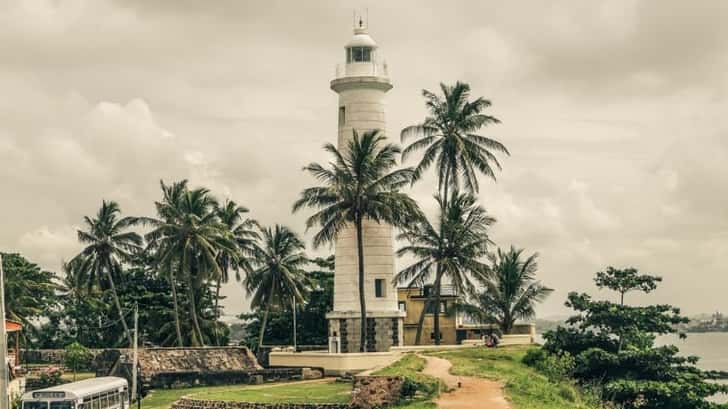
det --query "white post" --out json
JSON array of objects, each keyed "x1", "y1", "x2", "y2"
[
  {"x1": 131, "y1": 304, "x2": 138, "y2": 403},
  {"x1": 0, "y1": 254, "x2": 9, "y2": 409},
  {"x1": 292, "y1": 296, "x2": 297, "y2": 352}
]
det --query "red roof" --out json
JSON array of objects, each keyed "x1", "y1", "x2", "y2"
[{"x1": 4, "y1": 319, "x2": 21, "y2": 332}]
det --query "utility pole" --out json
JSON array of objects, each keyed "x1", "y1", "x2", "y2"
[
  {"x1": 0, "y1": 254, "x2": 9, "y2": 409},
  {"x1": 131, "y1": 304, "x2": 139, "y2": 405},
  {"x1": 292, "y1": 296, "x2": 297, "y2": 352}
]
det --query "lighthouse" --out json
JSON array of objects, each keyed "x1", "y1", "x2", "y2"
[{"x1": 326, "y1": 19, "x2": 405, "y2": 353}]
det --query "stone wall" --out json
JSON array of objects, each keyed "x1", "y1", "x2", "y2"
[
  {"x1": 350, "y1": 376, "x2": 404, "y2": 409},
  {"x1": 331, "y1": 317, "x2": 402, "y2": 353}
]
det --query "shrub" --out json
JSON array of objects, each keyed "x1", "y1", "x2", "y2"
[
  {"x1": 38, "y1": 367, "x2": 63, "y2": 387},
  {"x1": 399, "y1": 377, "x2": 420, "y2": 400},
  {"x1": 523, "y1": 348, "x2": 575, "y2": 382}
]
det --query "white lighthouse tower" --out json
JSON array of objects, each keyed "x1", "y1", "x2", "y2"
[{"x1": 326, "y1": 18, "x2": 405, "y2": 353}]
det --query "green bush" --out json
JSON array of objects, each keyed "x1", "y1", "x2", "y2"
[
  {"x1": 522, "y1": 348, "x2": 575, "y2": 382},
  {"x1": 38, "y1": 367, "x2": 63, "y2": 388},
  {"x1": 399, "y1": 377, "x2": 419, "y2": 400}
]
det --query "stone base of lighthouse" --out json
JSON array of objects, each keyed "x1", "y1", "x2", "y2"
[{"x1": 327, "y1": 311, "x2": 405, "y2": 353}]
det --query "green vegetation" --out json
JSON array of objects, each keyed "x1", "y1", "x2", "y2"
[
  {"x1": 400, "y1": 81, "x2": 508, "y2": 345},
  {"x1": 294, "y1": 129, "x2": 422, "y2": 352},
  {"x1": 543, "y1": 267, "x2": 727, "y2": 409},
  {"x1": 374, "y1": 354, "x2": 441, "y2": 409},
  {"x1": 142, "y1": 381, "x2": 351, "y2": 409},
  {"x1": 244, "y1": 225, "x2": 309, "y2": 351},
  {"x1": 395, "y1": 192, "x2": 494, "y2": 345},
  {"x1": 64, "y1": 342, "x2": 93, "y2": 381},
  {"x1": 455, "y1": 246, "x2": 553, "y2": 335},
  {"x1": 437, "y1": 347, "x2": 605, "y2": 409}
]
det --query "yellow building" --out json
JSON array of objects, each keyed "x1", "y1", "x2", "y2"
[
  {"x1": 397, "y1": 285, "x2": 463, "y2": 345},
  {"x1": 397, "y1": 285, "x2": 536, "y2": 345}
]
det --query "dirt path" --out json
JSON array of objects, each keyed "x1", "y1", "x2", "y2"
[{"x1": 420, "y1": 354, "x2": 511, "y2": 409}]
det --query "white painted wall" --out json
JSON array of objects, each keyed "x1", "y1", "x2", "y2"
[{"x1": 330, "y1": 27, "x2": 399, "y2": 315}]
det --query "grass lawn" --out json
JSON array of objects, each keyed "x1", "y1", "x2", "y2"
[
  {"x1": 142, "y1": 381, "x2": 351, "y2": 409},
  {"x1": 374, "y1": 354, "x2": 440, "y2": 409},
  {"x1": 61, "y1": 372, "x2": 96, "y2": 382},
  {"x1": 435, "y1": 346, "x2": 605, "y2": 409}
]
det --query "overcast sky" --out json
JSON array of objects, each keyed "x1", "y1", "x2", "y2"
[{"x1": 1, "y1": 0, "x2": 727, "y2": 318}]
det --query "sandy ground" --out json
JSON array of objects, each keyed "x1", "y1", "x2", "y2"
[{"x1": 420, "y1": 354, "x2": 511, "y2": 409}]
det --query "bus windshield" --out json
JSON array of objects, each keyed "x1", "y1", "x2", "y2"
[
  {"x1": 50, "y1": 402, "x2": 75, "y2": 409},
  {"x1": 24, "y1": 402, "x2": 49, "y2": 409}
]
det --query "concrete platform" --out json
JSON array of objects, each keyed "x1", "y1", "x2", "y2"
[{"x1": 269, "y1": 350, "x2": 400, "y2": 376}]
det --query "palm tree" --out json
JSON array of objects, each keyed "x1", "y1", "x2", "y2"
[
  {"x1": 145, "y1": 180, "x2": 239, "y2": 346},
  {"x1": 396, "y1": 192, "x2": 494, "y2": 344},
  {"x1": 293, "y1": 130, "x2": 422, "y2": 352},
  {"x1": 71, "y1": 201, "x2": 143, "y2": 346},
  {"x1": 245, "y1": 225, "x2": 308, "y2": 351},
  {"x1": 401, "y1": 81, "x2": 508, "y2": 197},
  {"x1": 401, "y1": 81, "x2": 508, "y2": 343},
  {"x1": 214, "y1": 200, "x2": 259, "y2": 338},
  {"x1": 458, "y1": 246, "x2": 553, "y2": 334}
]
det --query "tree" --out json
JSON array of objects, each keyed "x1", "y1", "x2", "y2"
[
  {"x1": 293, "y1": 130, "x2": 422, "y2": 352},
  {"x1": 401, "y1": 81, "x2": 508, "y2": 341},
  {"x1": 245, "y1": 225, "x2": 308, "y2": 351},
  {"x1": 145, "y1": 180, "x2": 239, "y2": 346},
  {"x1": 1, "y1": 253, "x2": 57, "y2": 329},
  {"x1": 401, "y1": 81, "x2": 508, "y2": 201},
  {"x1": 71, "y1": 201, "x2": 143, "y2": 346},
  {"x1": 457, "y1": 246, "x2": 552, "y2": 335},
  {"x1": 239, "y1": 255, "x2": 334, "y2": 349},
  {"x1": 395, "y1": 192, "x2": 494, "y2": 344},
  {"x1": 543, "y1": 268, "x2": 725, "y2": 409},
  {"x1": 214, "y1": 200, "x2": 258, "y2": 344},
  {"x1": 64, "y1": 342, "x2": 92, "y2": 381},
  {"x1": 595, "y1": 266, "x2": 662, "y2": 352}
]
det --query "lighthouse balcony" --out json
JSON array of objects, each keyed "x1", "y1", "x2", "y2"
[{"x1": 335, "y1": 60, "x2": 389, "y2": 79}]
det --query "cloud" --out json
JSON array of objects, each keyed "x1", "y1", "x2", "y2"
[{"x1": 1, "y1": 0, "x2": 727, "y2": 318}]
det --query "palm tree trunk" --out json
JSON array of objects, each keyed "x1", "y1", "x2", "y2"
[
  {"x1": 355, "y1": 215, "x2": 368, "y2": 352},
  {"x1": 214, "y1": 275, "x2": 223, "y2": 346},
  {"x1": 414, "y1": 293, "x2": 431, "y2": 345},
  {"x1": 186, "y1": 278, "x2": 205, "y2": 346},
  {"x1": 429, "y1": 168, "x2": 451, "y2": 346},
  {"x1": 257, "y1": 303, "x2": 273, "y2": 352},
  {"x1": 414, "y1": 266, "x2": 443, "y2": 345},
  {"x1": 433, "y1": 271, "x2": 443, "y2": 345},
  {"x1": 168, "y1": 271, "x2": 184, "y2": 347},
  {"x1": 106, "y1": 268, "x2": 133, "y2": 346}
]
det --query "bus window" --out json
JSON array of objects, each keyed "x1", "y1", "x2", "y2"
[
  {"x1": 50, "y1": 401, "x2": 74, "y2": 409},
  {"x1": 23, "y1": 402, "x2": 48, "y2": 409}
]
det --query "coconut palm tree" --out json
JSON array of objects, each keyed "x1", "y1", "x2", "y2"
[
  {"x1": 458, "y1": 246, "x2": 553, "y2": 334},
  {"x1": 401, "y1": 81, "x2": 508, "y2": 342},
  {"x1": 401, "y1": 81, "x2": 508, "y2": 197},
  {"x1": 293, "y1": 130, "x2": 422, "y2": 352},
  {"x1": 145, "y1": 180, "x2": 188, "y2": 346},
  {"x1": 396, "y1": 192, "x2": 494, "y2": 344},
  {"x1": 214, "y1": 201, "x2": 259, "y2": 318},
  {"x1": 145, "y1": 180, "x2": 239, "y2": 346},
  {"x1": 71, "y1": 201, "x2": 143, "y2": 346},
  {"x1": 245, "y1": 225, "x2": 309, "y2": 351}
]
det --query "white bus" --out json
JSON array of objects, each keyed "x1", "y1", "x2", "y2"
[{"x1": 21, "y1": 377, "x2": 129, "y2": 409}]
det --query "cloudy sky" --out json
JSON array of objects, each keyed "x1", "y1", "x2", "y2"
[{"x1": 1, "y1": 0, "x2": 727, "y2": 318}]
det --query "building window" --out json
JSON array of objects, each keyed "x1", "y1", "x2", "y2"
[
  {"x1": 430, "y1": 331, "x2": 443, "y2": 340},
  {"x1": 375, "y1": 279, "x2": 386, "y2": 298},
  {"x1": 338, "y1": 106, "x2": 345, "y2": 127},
  {"x1": 347, "y1": 46, "x2": 372, "y2": 63},
  {"x1": 426, "y1": 301, "x2": 447, "y2": 314},
  {"x1": 398, "y1": 301, "x2": 407, "y2": 312}
]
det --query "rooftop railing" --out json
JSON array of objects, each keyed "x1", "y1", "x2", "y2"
[{"x1": 335, "y1": 60, "x2": 389, "y2": 79}]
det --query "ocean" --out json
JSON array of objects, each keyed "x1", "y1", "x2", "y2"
[{"x1": 656, "y1": 332, "x2": 728, "y2": 404}]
